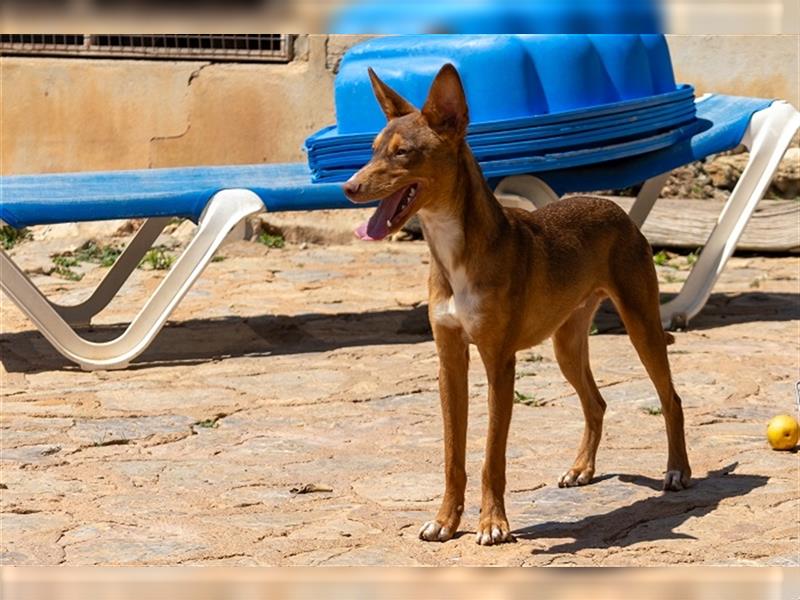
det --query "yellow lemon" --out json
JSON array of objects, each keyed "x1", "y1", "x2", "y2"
[{"x1": 767, "y1": 415, "x2": 799, "y2": 450}]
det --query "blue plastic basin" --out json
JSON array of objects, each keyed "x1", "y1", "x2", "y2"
[
  {"x1": 305, "y1": 34, "x2": 698, "y2": 183},
  {"x1": 332, "y1": 35, "x2": 678, "y2": 135}
]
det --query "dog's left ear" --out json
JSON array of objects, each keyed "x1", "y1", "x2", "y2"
[
  {"x1": 422, "y1": 63, "x2": 469, "y2": 139},
  {"x1": 368, "y1": 67, "x2": 416, "y2": 121}
]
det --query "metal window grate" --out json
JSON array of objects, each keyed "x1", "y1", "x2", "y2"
[
  {"x1": 0, "y1": 34, "x2": 293, "y2": 62},
  {"x1": 0, "y1": 34, "x2": 86, "y2": 50}
]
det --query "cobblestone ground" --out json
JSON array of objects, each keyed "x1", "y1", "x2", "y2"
[{"x1": 1, "y1": 209, "x2": 798, "y2": 566}]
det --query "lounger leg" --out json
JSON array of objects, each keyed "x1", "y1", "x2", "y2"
[
  {"x1": 494, "y1": 175, "x2": 559, "y2": 211},
  {"x1": 628, "y1": 173, "x2": 670, "y2": 227},
  {"x1": 495, "y1": 173, "x2": 669, "y2": 225},
  {"x1": 660, "y1": 101, "x2": 800, "y2": 329},
  {"x1": 51, "y1": 217, "x2": 171, "y2": 326},
  {"x1": 0, "y1": 189, "x2": 265, "y2": 370}
]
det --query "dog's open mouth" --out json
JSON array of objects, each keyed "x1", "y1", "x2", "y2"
[{"x1": 354, "y1": 183, "x2": 419, "y2": 241}]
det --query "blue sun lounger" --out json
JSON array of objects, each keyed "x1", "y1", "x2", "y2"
[{"x1": 2, "y1": 35, "x2": 798, "y2": 370}]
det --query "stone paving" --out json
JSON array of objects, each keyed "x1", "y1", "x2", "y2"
[{"x1": 1, "y1": 208, "x2": 798, "y2": 566}]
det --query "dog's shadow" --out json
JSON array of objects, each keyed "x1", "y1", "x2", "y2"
[{"x1": 512, "y1": 463, "x2": 768, "y2": 553}]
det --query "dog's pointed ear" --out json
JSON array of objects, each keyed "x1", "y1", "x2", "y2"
[
  {"x1": 368, "y1": 67, "x2": 415, "y2": 121},
  {"x1": 422, "y1": 63, "x2": 468, "y2": 139}
]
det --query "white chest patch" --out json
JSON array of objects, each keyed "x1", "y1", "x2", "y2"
[
  {"x1": 432, "y1": 288, "x2": 484, "y2": 332},
  {"x1": 433, "y1": 296, "x2": 460, "y2": 328},
  {"x1": 450, "y1": 268, "x2": 483, "y2": 324},
  {"x1": 422, "y1": 211, "x2": 485, "y2": 332},
  {"x1": 421, "y1": 212, "x2": 462, "y2": 274}
]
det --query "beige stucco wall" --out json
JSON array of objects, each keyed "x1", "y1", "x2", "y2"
[
  {"x1": 1, "y1": 34, "x2": 797, "y2": 175},
  {"x1": 0, "y1": 35, "x2": 338, "y2": 175},
  {"x1": 667, "y1": 35, "x2": 798, "y2": 105}
]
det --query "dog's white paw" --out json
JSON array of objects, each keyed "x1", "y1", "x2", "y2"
[
  {"x1": 663, "y1": 469, "x2": 690, "y2": 491},
  {"x1": 419, "y1": 520, "x2": 453, "y2": 542},
  {"x1": 558, "y1": 467, "x2": 594, "y2": 488},
  {"x1": 475, "y1": 521, "x2": 514, "y2": 546}
]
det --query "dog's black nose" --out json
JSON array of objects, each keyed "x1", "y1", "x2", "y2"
[{"x1": 343, "y1": 180, "x2": 361, "y2": 197}]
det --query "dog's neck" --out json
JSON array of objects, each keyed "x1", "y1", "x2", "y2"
[{"x1": 418, "y1": 141, "x2": 507, "y2": 279}]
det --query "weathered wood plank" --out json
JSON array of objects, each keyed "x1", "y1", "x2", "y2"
[{"x1": 604, "y1": 197, "x2": 799, "y2": 253}]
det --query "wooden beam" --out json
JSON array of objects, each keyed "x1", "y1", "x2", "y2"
[{"x1": 603, "y1": 197, "x2": 799, "y2": 254}]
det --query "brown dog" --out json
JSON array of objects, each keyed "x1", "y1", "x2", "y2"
[{"x1": 343, "y1": 64, "x2": 691, "y2": 546}]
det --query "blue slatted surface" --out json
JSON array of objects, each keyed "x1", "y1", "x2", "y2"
[{"x1": 0, "y1": 164, "x2": 347, "y2": 229}]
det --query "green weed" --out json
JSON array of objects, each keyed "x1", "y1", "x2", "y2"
[
  {"x1": 653, "y1": 250, "x2": 670, "y2": 266},
  {"x1": 140, "y1": 247, "x2": 174, "y2": 270},
  {"x1": 258, "y1": 232, "x2": 285, "y2": 249},
  {"x1": 0, "y1": 226, "x2": 32, "y2": 250},
  {"x1": 50, "y1": 241, "x2": 123, "y2": 281},
  {"x1": 73, "y1": 241, "x2": 122, "y2": 267},
  {"x1": 51, "y1": 255, "x2": 83, "y2": 281},
  {"x1": 514, "y1": 390, "x2": 543, "y2": 407}
]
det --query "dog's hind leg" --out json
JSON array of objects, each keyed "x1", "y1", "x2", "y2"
[
  {"x1": 553, "y1": 293, "x2": 606, "y2": 488},
  {"x1": 609, "y1": 251, "x2": 691, "y2": 491}
]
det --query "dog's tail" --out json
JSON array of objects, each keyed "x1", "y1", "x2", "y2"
[{"x1": 663, "y1": 331, "x2": 676, "y2": 346}]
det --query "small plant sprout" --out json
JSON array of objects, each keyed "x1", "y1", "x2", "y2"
[
  {"x1": 51, "y1": 255, "x2": 83, "y2": 281},
  {"x1": 50, "y1": 241, "x2": 125, "y2": 280},
  {"x1": 71, "y1": 241, "x2": 123, "y2": 267},
  {"x1": 140, "y1": 247, "x2": 175, "y2": 270},
  {"x1": 0, "y1": 226, "x2": 32, "y2": 250},
  {"x1": 514, "y1": 390, "x2": 543, "y2": 407},
  {"x1": 653, "y1": 250, "x2": 670, "y2": 266},
  {"x1": 258, "y1": 232, "x2": 286, "y2": 249}
]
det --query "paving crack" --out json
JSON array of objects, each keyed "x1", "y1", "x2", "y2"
[{"x1": 192, "y1": 552, "x2": 250, "y2": 563}]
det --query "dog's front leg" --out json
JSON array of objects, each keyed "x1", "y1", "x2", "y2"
[
  {"x1": 476, "y1": 349, "x2": 515, "y2": 545},
  {"x1": 419, "y1": 324, "x2": 469, "y2": 543}
]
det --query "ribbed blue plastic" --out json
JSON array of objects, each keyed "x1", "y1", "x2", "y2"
[
  {"x1": 306, "y1": 89, "x2": 698, "y2": 178},
  {"x1": 331, "y1": 35, "x2": 678, "y2": 135},
  {"x1": 304, "y1": 34, "x2": 701, "y2": 182}
]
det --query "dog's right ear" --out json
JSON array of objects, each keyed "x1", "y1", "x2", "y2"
[
  {"x1": 368, "y1": 68, "x2": 415, "y2": 121},
  {"x1": 422, "y1": 63, "x2": 468, "y2": 139}
]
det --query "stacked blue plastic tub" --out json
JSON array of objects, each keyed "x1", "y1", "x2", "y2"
[{"x1": 304, "y1": 35, "x2": 702, "y2": 184}]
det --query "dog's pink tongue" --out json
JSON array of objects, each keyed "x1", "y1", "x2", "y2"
[{"x1": 354, "y1": 200, "x2": 393, "y2": 241}]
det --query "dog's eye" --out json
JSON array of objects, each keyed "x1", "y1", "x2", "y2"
[{"x1": 395, "y1": 147, "x2": 409, "y2": 157}]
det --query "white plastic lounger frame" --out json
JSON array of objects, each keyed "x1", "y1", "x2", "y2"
[
  {"x1": 0, "y1": 189, "x2": 265, "y2": 370},
  {"x1": 496, "y1": 100, "x2": 800, "y2": 330}
]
